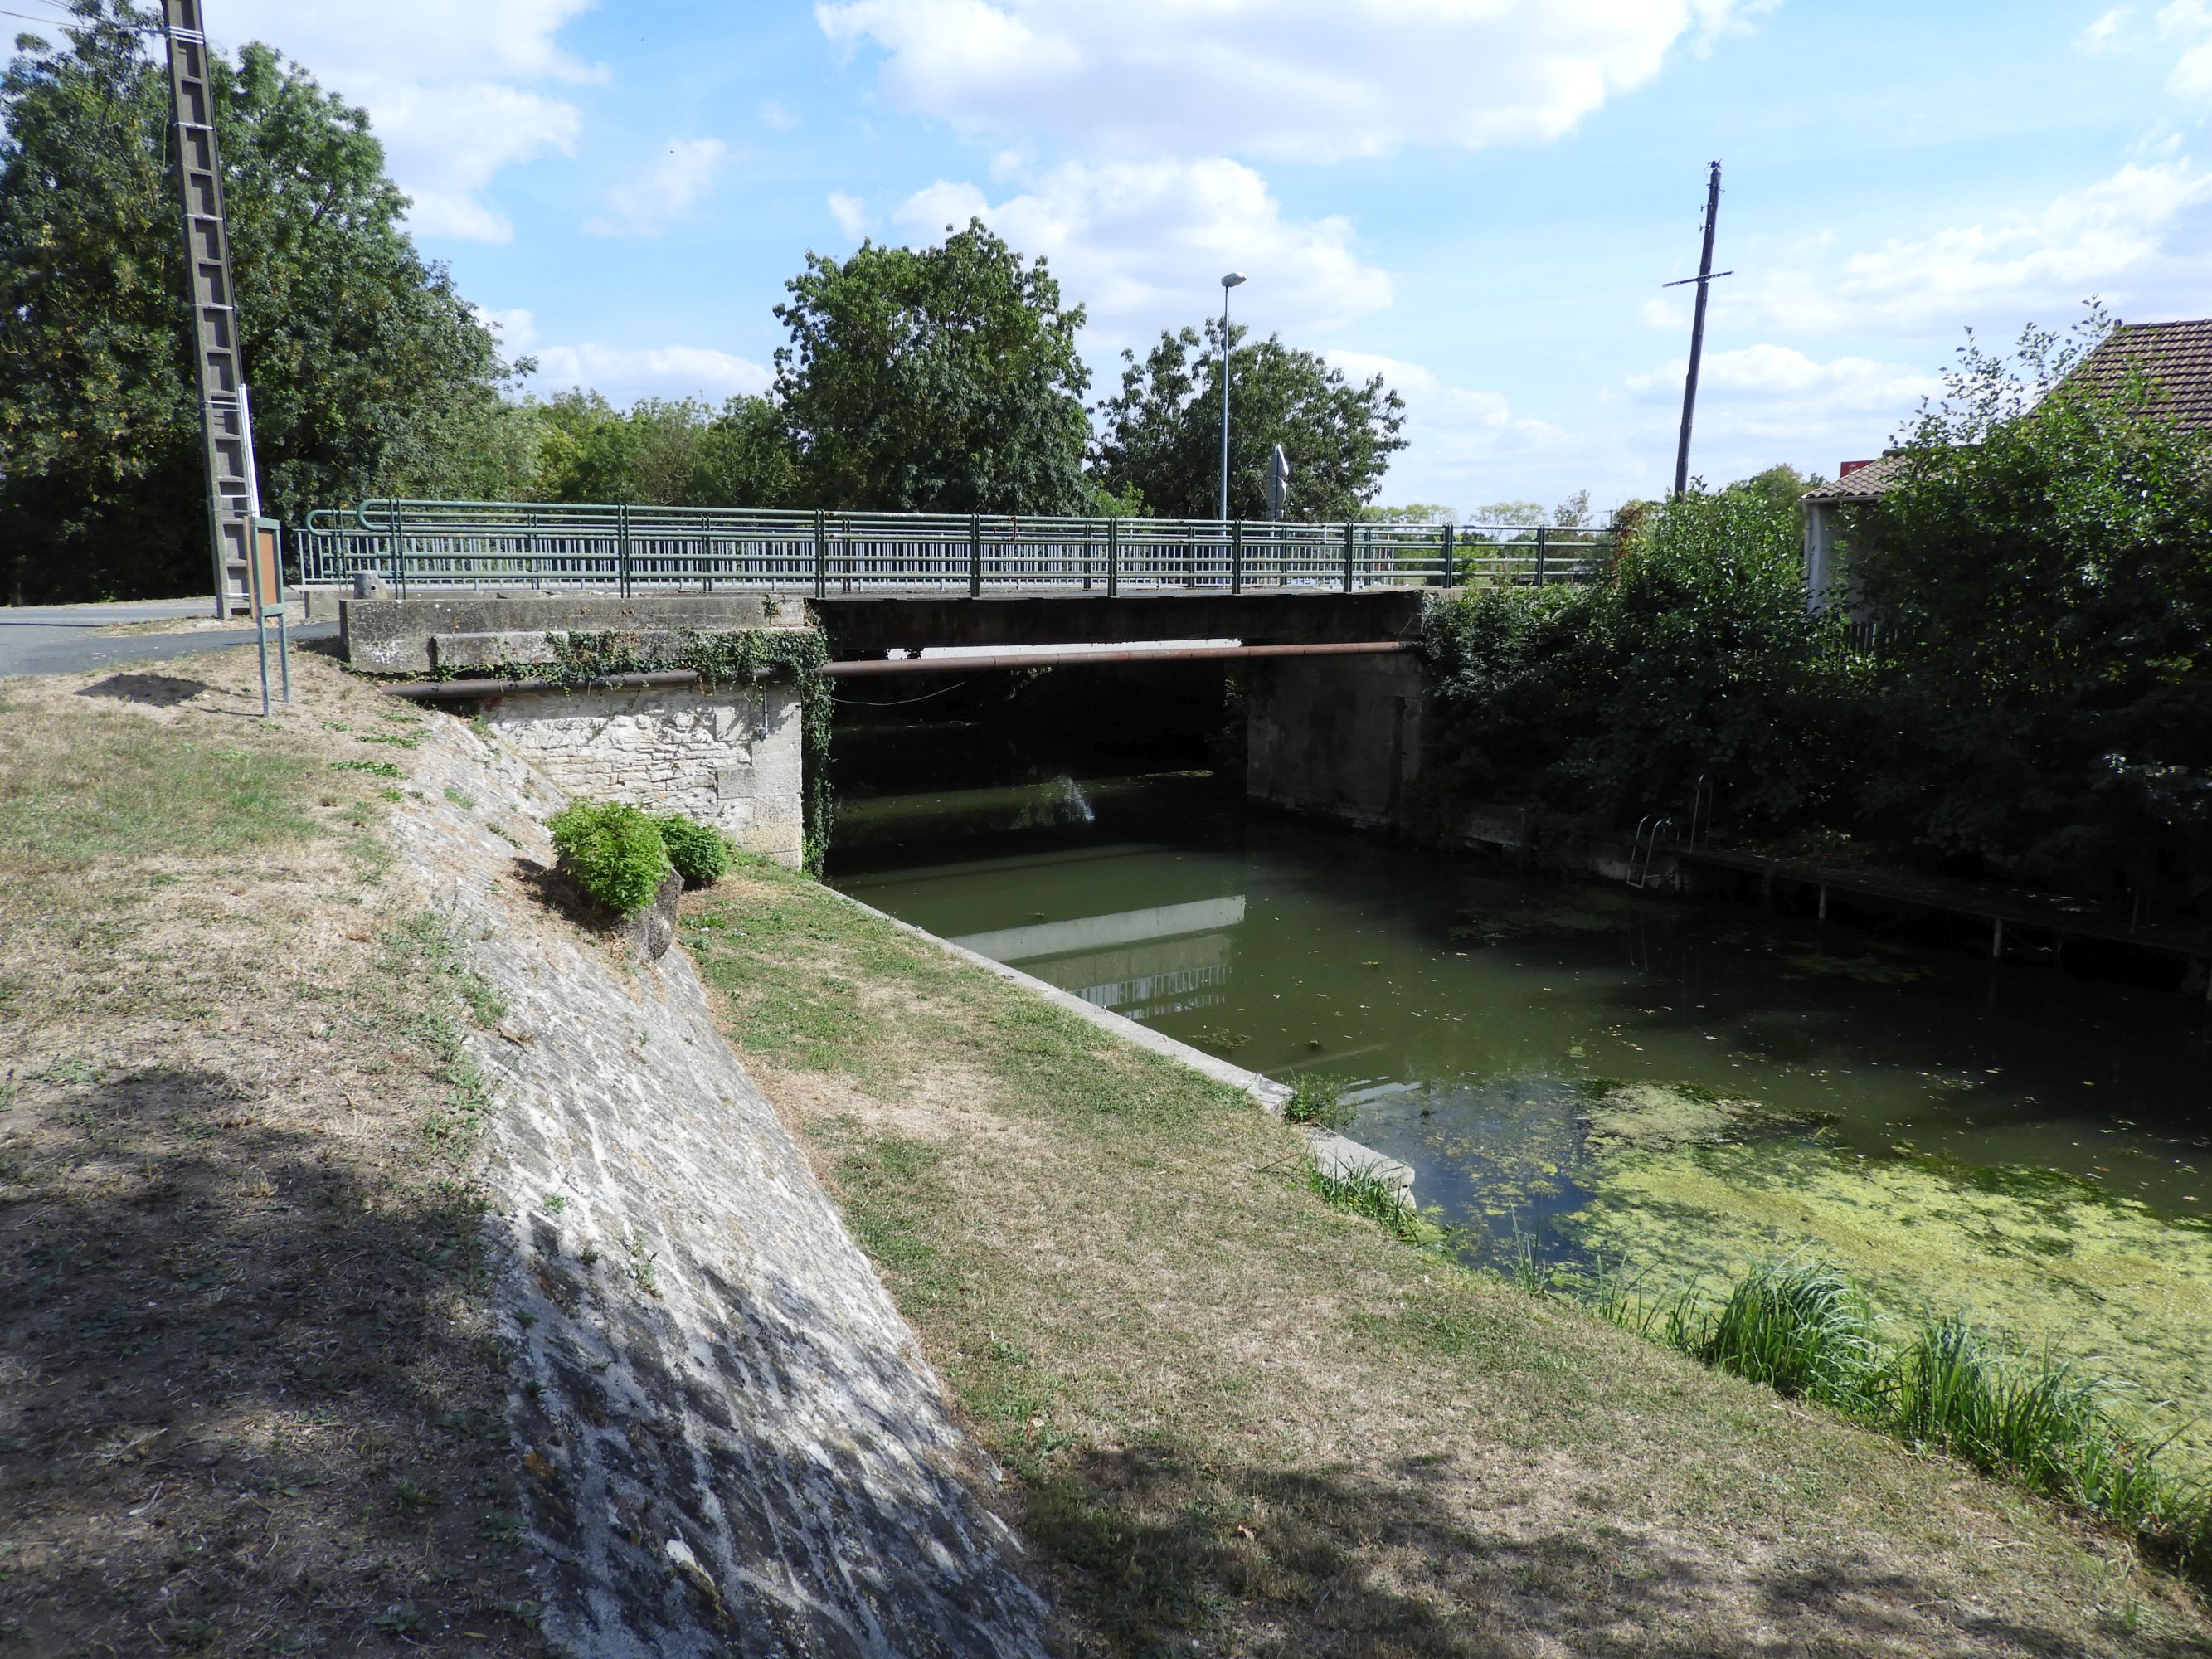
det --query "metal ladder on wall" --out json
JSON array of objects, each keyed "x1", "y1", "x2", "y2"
[
  {"x1": 1626, "y1": 776, "x2": 1716, "y2": 891},
  {"x1": 163, "y1": 0, "x2": 256, "y2": 618},
  {"x1": 1626, "y1": 816, "x2": 1675, "y2": 889}
]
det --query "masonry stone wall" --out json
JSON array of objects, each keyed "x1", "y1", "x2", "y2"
[
  {"x1": 481, "y1": 684, "x2": 805, "y2": 866},
  {"x1": 388, "y1": 720, "x2": 1048, "y2": 1659}
]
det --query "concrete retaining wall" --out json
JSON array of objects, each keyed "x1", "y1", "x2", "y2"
[
  {"x1": 1245, "y1": 650, "x2": 1428, "y2": 830},
  {"x1": 342, "y1": 592, "x2": 801, "y2": 674},
  {"x1": 479, "y1": 682, "x2": 805, "y2": 867}
]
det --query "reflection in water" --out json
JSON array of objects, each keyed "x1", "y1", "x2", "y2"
[
  {"x1": 834, "y1": 776, "x2": 2212, "y2": 1452},
  {"x1": 954, "y1": 898, "x2": 1245, "y2": 1020}
]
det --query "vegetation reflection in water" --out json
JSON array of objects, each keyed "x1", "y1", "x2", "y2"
[{"x1": 832, "y1": 777, "x2": 2212, "y2": 1459}]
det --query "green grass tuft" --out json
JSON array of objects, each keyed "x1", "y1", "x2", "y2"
[
  {"x1": 1587, "y1": 1254, "x2": 2212, "y2": 1582},
  {"x1": 1301, "y1": 1160, "x2": 1446, "y2": 1247},
  {"x1": 1695, "y1": 1258, "x2": 1879, "y2": 1409},
  {"x1": 1282, "y1": 1073, "x2": 1354, "y2": 1131}
]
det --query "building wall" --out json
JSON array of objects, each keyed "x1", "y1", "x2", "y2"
[
  {"x1": 481, "y1": 684, "x2": 805, "y2": 867},
  {"x1": 1244, "y1": 652, "x2": 1427, "y2": 829}
]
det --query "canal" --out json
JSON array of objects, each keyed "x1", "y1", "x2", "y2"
[{"x1": 829, "y1": 763, "x2": 2212, "y2": 1454}]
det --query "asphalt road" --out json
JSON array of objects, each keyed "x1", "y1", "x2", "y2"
[{"x1": 0, "y1": 600, "x2": 338, "y2": 679}]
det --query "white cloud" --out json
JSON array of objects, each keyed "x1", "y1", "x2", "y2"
[
  {"x1": 893, "y1": 158, "x2": 1391, "y2": 345},
  {"x1": 2162, "y1": 0, "x2": 2212, "y2": 94},
  {"x1": 2081, "y1": 6, "x2": 2136, "y2": 50},
  {"x1": 1745, "y1": 158, "x2": 2212, "y2": 333},
  {"x1": 828, "y1": 192, "x2": 870, "y2": 238},
  {"x1": 760, "y1": 100, "x2": 798, "y2": 130},
  {"x1": 1625, "y1": 343, "x2": 1936, "y2": 408},
  {"x1": 818, "y1": 0, "x2": 1757, "y2": 163},
  {"x1": 586, "y1": 139, "x2": 730, "y2": 236},
  {"x1": 1314, "y1": 350, "x2": 1598, "y2": 512},
  {"x1": 1611, "y1": 345, "x2": 1940, "y2": 484},
  {"x1": 494, "y1": 309, "x2": 771, "y2": 403},
  {"x1": 533, "y1": 344, "x2": 772, "y2": 404},
  {"x1": 210, "y1": 0, "x2": 599, "y2": 241}
]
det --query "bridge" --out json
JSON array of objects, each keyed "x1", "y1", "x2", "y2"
[{"x1": 323, "y1": 499, "x2": 1616, "y2": 860}]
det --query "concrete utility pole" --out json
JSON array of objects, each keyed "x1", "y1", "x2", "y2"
[
  {"x1": 161, "y1": 0, "x2": 256, "y2": 615},
  {"x1": 1218, "y1": 271, "x2": 1247, "y2": 520},
  {"x1": 1665, "y1": 161, "x2": 1731, "y2": 499}
]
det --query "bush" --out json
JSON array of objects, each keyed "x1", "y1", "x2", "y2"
[
  {"x1": 1860, "y1": 311, "x2": 2212, "y2": 903},
  {"x1": 654, "y1": 814, "x2": 732, "y2": 887},
  {"x1": 1417, "y1": 477, "x2": 1856, "y2": 841},
  {"x1": 546, "y1": 801, "x2": 672, "y2": 917}
]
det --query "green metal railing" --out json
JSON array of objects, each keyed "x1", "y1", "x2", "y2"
[{"x1": 299, "y1": 500, "x2": 1614, "y2": 598}]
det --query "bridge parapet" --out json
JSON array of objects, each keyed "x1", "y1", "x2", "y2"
[{"x1": 302, "y1": 499, "x2": 1612, "y2": 599}]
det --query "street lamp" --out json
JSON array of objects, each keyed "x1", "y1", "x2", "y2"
[{"x1": 1218, "y1": 271, "x2": 1246, "y2": 521}]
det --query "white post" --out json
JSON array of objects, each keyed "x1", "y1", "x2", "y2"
[{"x1": 1804, "y1": 499, "x2": 1835, "y2": 612}]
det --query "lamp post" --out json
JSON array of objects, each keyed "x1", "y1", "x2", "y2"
[{"x1": 1218, "y1": 271, "x2": 1246, "y2": 521}]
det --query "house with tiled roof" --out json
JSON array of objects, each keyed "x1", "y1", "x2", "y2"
[{"x1": 1801, "y1": 319, "x2": 2212, "y2": 608}]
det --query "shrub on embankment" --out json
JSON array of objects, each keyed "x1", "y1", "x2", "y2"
[
  {"x1": 1419, "y1": 312, "x2": 2212, "y2": 916},
  {"x1": 547, "y1": 800, "x2": 741, "y2": 915}
]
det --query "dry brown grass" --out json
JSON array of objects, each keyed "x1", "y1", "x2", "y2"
[
  {"x1": 0, "y1": 652, "x2": 541, "y2": 1657},
  {"x1": 688, "y1": 865, "x2": 2212, "y2": 1658}
]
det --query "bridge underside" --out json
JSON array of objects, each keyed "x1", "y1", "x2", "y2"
[{"x1": 812, "y1": 588, "x2": 1428, "y2": 655}]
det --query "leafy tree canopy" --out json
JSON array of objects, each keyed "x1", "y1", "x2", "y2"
[
  {"x1": 771, "y1": 220, "x2": 1091, "y2": 514},
  {"x1": 1091, "y1": 320, "x2": 1406, "y2": 521},
  {"x1": 0, "y1": 0, "x2": 515, "y2": 601},
  {"x1": 527, "y1": 391, "x2": 796, "y2": 508},
  {"x1": 1422, "y1": 474, "x2": 1848, "y2": 836},
  {"x1": 1859, "y1": 309, "x2": 2212, "y2": 895}
]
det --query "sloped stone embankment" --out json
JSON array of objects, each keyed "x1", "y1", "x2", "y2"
[{"x1": 388, "y1": 717, "x2": 1047, "y2": 1658}]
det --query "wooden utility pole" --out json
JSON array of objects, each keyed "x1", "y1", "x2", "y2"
[
  {"x1": 161, "y1": 0, "x2": 255, "y2": 615},
  {"x1": 1666, "y1": 161, "x2": 1730, "y2": 499}
]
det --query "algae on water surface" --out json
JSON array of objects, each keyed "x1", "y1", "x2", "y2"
[{"x1": 1560, "y1": 1080, "x2": 2212, "y2": 1462}]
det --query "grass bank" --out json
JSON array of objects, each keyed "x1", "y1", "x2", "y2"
[
  {"x1": 686, "y1": 863, "x2": 2212, "y2": 1657},
  {"x1": 0, "y1": 654, "x2": 540, "y2": 1656}
]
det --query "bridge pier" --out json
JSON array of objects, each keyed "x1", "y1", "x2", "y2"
[{"x1": 1244, "y1": 649, "x2": 1427, "y2": 831}]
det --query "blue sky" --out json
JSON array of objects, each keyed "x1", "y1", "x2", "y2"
[{"x1": 137, "y1": 2, "x2": 2212, "y2": 513}]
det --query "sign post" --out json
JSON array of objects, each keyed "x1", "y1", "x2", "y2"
[{"x1": 248, "y1": 517, "x2": 289, "y2": 716}]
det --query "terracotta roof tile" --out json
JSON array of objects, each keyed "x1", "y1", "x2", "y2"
[
  {"x1": 1802, "y1": 320, "x2": 2212, "y2": 504},
  {"x1": 2064, "y1": 319, "x2": 2212, "y2": 431},
  {"x1": 1801, "y1": 450, "x2": 1910, "y2": 504}
]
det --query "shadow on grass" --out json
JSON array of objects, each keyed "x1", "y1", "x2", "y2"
[
  {"x1": 75, "y1": 672, "x2": 210, "y2": 707},
  {"x1": 1019, "y1": 1438, "x2": 2197, "y2": 1658},
  {"x1": 0, "y1": 1065, "x2": 538, "y2": 1657}
]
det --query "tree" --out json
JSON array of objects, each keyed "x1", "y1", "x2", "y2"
[
  {"x1": 1091, "y1": 321, "x2": 1406, "y2": 521},
  {"x1": 0, "y1": 1, "x2": 515, "y2": 601},
  {"x1": 528, "y1": 391, "x2": 798, "y2": 508},
  {"x1": 771, "y1": 221, "x2": 1091, "y2": 513},
  {"x1": 1860, "y1": 311, "x2": 2212, "y2": 899},
  {"x1": 1360, "y1": 503, "x2": 1455, "y2": 524}
]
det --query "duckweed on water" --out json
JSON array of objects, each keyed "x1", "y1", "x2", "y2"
[{"x1": 1563, "y1": 1107, "x2": 2212, "y2": 1462}]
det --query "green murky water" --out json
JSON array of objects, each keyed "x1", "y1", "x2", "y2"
[{"x1": 832, "y1": 774, "x2": 2212, "y2": 1450}]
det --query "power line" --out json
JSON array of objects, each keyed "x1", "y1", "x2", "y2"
[
  {"x1": 0, "y1": 4, "x2": 163, "y2": 29},
  {"x1": 834, "y1": 679, "x2": 972, "y2": 708}
]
